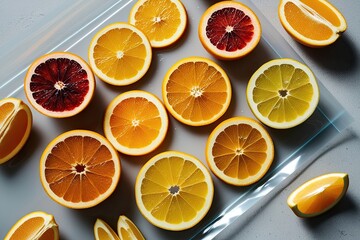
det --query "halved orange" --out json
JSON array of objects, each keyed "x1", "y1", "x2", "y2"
[
  {"x1": 5, "y1": 211, "x2": 59, "y2": 240},
  {"x1": 162, "y1": 56, "x2": 232, "y2": 126},
  {"x1": 104, "y1": 90, "x2": 168, "y2": 156},
  {"x1": 135, "y1": 151, "x2": 214, "y2": 231},
  {"x1": 94, "y1": 218, "x2": 120, "y2": 240},
  {"x1": 128, "y1": 0, "x2": 187, "y2": 48},
  {"x1": 287, "y1": 173, "x2": 349, "y2": 217},
  {"x1": 278, "y1": 0, "x2": 347, "y2": 47},
  {"x1": 40, "y1": 130, "x2": 121, "y2": 209},
  {"x1": 117, "y1": 215, "x2": 145, "y2": 240},
  {"x1": 206, "y1": 116, "x2": 274, "y2": 186},
  {"x1": 0, "y1": 98, "x2": 32, "y2": 164}
]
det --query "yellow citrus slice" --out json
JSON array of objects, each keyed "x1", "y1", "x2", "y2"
[
  {"x1": 278, "y1": 0, "x2": 347, "y2": 47},
  {"x1": 128, "y1": 0, "x2": 187, "y2": 48},
  {"x1": 162, "y1": 56, "x2": 231, "y2": 126},
  {"x1": 206, "y1": 116, "x2": 274, "y2": 186},
  {"x1": 198, "y1": 1, "x2": 261, "y2": 60},
  {"x1": 94, "y1": 218, "x2": 120, "y2": 240},
  {"x1": 117, "y1": 215, "x2": 145, "y2": 240},
  {"x1": 246, "y1": 58, "x2": 320, "y2": 129},
  {"x1": 104, "y1": 90, "x2": 168, "y2": 156},
  {"x1": 24, "y1": 52, "x2": 96, "y2": 118},
  {"x1": 88, "y1": 22, "x2": 152, "y2": 86},
  {"x1": 0, "y1": 98, "x2": 32, "y2": 164},
  {"x1": 5, "y1": 211, "x2": 59, "y2": 240},
  {"x1": 287, "y1": 173, "x2": 349, "y2": 217},
  {"x1": 135, "y1": 151, "x2": 214, "y2": 231},
  {"x1": 40, "y1": 130, "x2": 121, "y2": 209}
]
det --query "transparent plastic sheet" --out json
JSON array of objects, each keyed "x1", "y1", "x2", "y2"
[{"x1": 0, "y1": 0, "x2": 353, "y2": 239}]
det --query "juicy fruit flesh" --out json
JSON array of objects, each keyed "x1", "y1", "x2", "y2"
[
  {"x1": 30, "y1": 58, "x2": 90, "y2": 112},
  {"x1": 8, "y1": 217, "x2": 44, "y2": 239},
  {"x1": 299, "y1": 0, "x2": 341, "y2": 27},
  {"x1": 206, "y1": 7, "x2": 254, "y2": 51}
]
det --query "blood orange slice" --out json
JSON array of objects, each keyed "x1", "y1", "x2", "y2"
[{"x1": 24, "y1": 52, "x2": 95, "y2": 118}]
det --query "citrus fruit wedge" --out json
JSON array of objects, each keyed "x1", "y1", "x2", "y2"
[
  {"x1": 246, "y1": 58, "x2": 320, "y2": 129},
  {"x1": 162, "y1": 56, "x2": 231, "y2": 126},
  {"x1": 88, "y1": 22, "x2": 152, "y2": 86},
  {"x1": 94, "y1": 218, "x2": 120, "y2": 240},
  {"x1": 117, "y1": 215, "x2": 145, "y2": 240},
  {"x1": 24, "y1": 52, "x2": 95, "y2": 118},
  {"x1": 128, "y1": 0, "x2": 187, "y2": 48},
  {"x1": 278, "y1": 0, "x2": 347, "y2": 47},
  {"x1": 104, "y1": 90, "x2": 168, "y2": 156},
  {"x1": 206, "y1": 116, "x2": 274, "y2": 186},
  {"x1": 198, "y1": 1, "x2": 261, "y2": 60},
  {"x1": 287, "y1": 173, "x2": 349, "y2": 218},
  {"x1": 135, "y1": 151, "x2": 214, "y2": 231},
  {"x1": 5, "y1": 211, "x2": 59, "y2": 240},
  {"x1": 0, "y1": 98, "x2": 32, "y2": 164},
  {"x1": 40, "y1": 130, "x2": 121, "y2": 209}
]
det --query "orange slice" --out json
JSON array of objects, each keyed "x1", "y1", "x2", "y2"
[
  {"x1": 88, "y1": 22, "x2": 152, "y2": 86},
  {"x1": 198, "y1": 1, "x2": 261, "y2": 60},
  {"x1": 104, "y1": 90, "x2": 168, "y2": 156},
  {"x1": 287, "y1": 173, "x2": 349, "y2": 217},
  {"x1": 40, "y1": 130, "x2": 121, "y2": 209},
  {"x1": 5, "y1": 211, "x2": 59, "y2": 240},
  {"x1": 135, "y1": 151, "x2": 214, "y2": 231},
  {"x1": 128, "y1": 0, "x2": 187, "y2": 48},
  {"x1": 0, "y1": 98, "x2": 32, "y2": 164},
  {"x1": 206, "y1": 116, "x2": 274, "y2": 186},
  {"x1": 117, "y1": 215, "x2": 145, "y2": 240},
  {"x1": 278, "y1": 0, "x2": 347, "y2": 47},
  {"x1": 162, "y1": 56, "x2": 231, "y2": 126},
  {"x1": 94, "y1": 218, "x2": 120, "y2": 240}
]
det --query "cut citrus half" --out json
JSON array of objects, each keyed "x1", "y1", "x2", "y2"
[
  {"x1": 94, "y1": 218, "x2": 120, "y2": 240},
  {"x1": 117, "y1": 215, "x2": 145, "y2": 240},
  {"x1": 287, "y1": 173, "x2": 349, "y2": 218},
  {"x1": 162, "y1": 56, "x2": 231, "y2": 126},
  {"x1": 88, "y1": 22, "x2": 152, "y2": 86},
  {"x1": 5, "y1": 211, "x2": 59, "y2": 240},
  {"x1": 40, "y1": 130, "x2": 121, "y2": 209},
  {"x1": 104, "y1": 90, "x2": 168, "y2": 156},
  {"x1": 128, "y1": 0, "x2": 187, "y2": 48},
  {"x1": 246, "y1": 58, "x2": 320, "y2": 129},
  {"x1": 24, "y1": 52, "x2": 95, "y2": 118},
  {"x1": 0, "y1": 98, "x2": 32, "y2": 164},
  {"x1": 135, "y1": 151, "x2": 214, "y2": 231},
  {"x1": 278, "y1": 0, "x2": 347, "y2": 47},
  {"x1": 198, "y1": 1, "x2": 261, "y2": 60},
  {"x1": 206, "y1": 116, "x2": 274, "y2": 186}
]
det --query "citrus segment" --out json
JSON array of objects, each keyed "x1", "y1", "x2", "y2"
[
  {"x1": 287, "y1": 173, "x2": 349, "y2": 217},
  {"x1": 88, "y1": 22, "x2": 152, "y2": 86},
  {"x1": 24, "y1": 52, "x2": 95, "y2": 118},
  {"x1": 135, "y1": 151, "x2": 214, "y2": 231},
  {"x1": 40, "y1": 130, "x2": 121, "y2": 209},
  {"x1": 0, "y1": 98, "x2": 32, "y2": 164},
  {"x1": 162, "y1": 57, "x2": 231, "y2": 126},
  {"x1": 129, "y1": 0, "x2": 187, "y2": 48},
  {"x1": 117, "y1": 215, "x2": 145, "y2": 240},
  {"x1": 198, "y1": 1, "x2": 261, "y2": 60},
  {"x1": 5, "y1": 211, "x2": 59, "y2": 240},
  {"x1": 206, "y1": 116, "x2": 274, "y2": 186},
  {"x1": 94, "y1": 219, "x2": 120, "y2": 240}
]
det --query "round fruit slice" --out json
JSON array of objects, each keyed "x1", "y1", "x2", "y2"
[
  {"x1": 198, "y1": 1, "x2": 261, "y2": 60},
  {"x1": 24, "y1": 52, "x2": 95, "y2": 118},
  {"x1": 162, "y1": 56, "x2": 231, "y2": 126},
  {"x1": 246, "y1": 58, "x2": 320, "y2": 129},
  {"x1": 117, "y1": 215, "x2": 145, "y2": 240},
  {"x1": 94, "y1": 219, "x2": 120, "y2": 240},
  {"x1": 40, "y1": 130, "x2": 121, "y2": 209},
  {"x1": 5, "y1": 211, "x2": 59, "y2": 240},
  {"x1": 206, "y1": 116, "x2": 274, "y2": 186},
  {"x1": 88, "y1": 22, "x2": 152, "y2": 86},
  {"x1": 135, "y1": 151, "x2": 214, "y2": 231},
  {"x1": 0, "y1": 98, "x2": 32, "y2": 164},
  {"x1": 279, "y1": 0, "x2": 347, "y2": 47},
  {"x1": 287, "y1": 173, "x2": 349, "y2": 218},
  {"x1": 129, "y1": 0, "x2": 187, "y2": 48},
  {"x1": 104, "y1": 90, "x2": 168, "y2": 156}
]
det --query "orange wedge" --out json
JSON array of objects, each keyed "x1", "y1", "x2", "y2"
[
  {"x1": 94, "y1": 218, "x2": 120, "y2": 240},
  {"x1": 117, "y1": 215, "x2": 145, "y2": 240}
]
